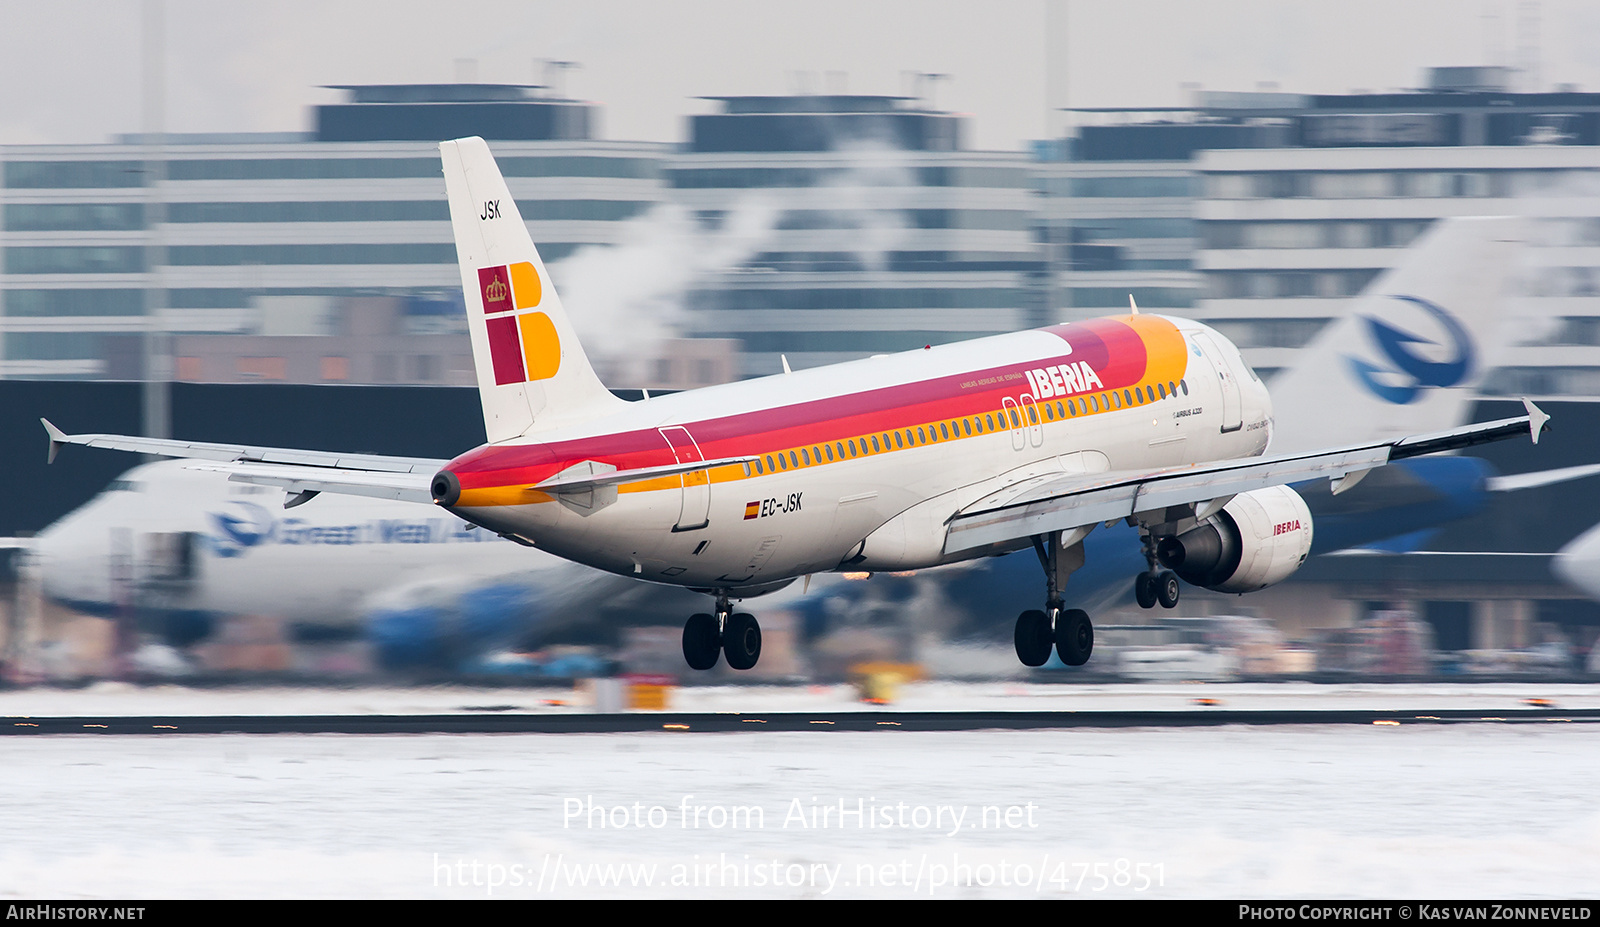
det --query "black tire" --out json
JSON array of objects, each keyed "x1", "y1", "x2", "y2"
[
  {"x1": 723, "y1": 612, "x2": 762, "y2": 670},
  {"x1": 1134, "y1": 572, "x2": 1158, "y2": 609},
  {"x1": 682, "y1": 613, "x2": 721, "y2": 670},
  {"x1": 1055, "y1": 608, "x2": 1093, "y2": 666},
  {"x1": 1157, "y1": 571, "x2": 1181, "y2": 609},
  {"x1": 1013, "y1": 609, "x2": 1053, "y2": 667}
]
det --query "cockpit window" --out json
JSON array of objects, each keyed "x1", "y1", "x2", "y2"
[{"x1": 107, "y1": 480, "x2": 142, "y2": 492}]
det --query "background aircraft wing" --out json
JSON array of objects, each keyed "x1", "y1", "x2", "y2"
[
  {"x1": 42, "y1": 419, "x2": 444, "y2": 506},
  {"x1": 944, "y1": 404, "x2": 1548, "y2": 555}
]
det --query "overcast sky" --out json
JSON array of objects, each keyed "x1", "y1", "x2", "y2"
[{"x1": 4, "y1": 1, "x2": 1600, "y2": 150}]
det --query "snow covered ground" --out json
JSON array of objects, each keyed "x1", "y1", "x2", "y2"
[
  {"x1": 1, "y1": 682, "x2": 1597, "y2": 899},
  {"x1": 4, "y1": 678, "x2": 1600, "y2": 717}
]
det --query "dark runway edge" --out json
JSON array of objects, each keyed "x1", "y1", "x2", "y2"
[{"x1": 6, "y1": 708, "x2": 1600, "y2": 735}]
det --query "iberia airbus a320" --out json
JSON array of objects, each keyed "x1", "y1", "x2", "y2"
[{"x1": 43, "y1": 137, "x2": 1550, "y2": 672}]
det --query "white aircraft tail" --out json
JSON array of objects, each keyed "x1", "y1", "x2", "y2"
[
  {"x1": 441, "y1": 137, "x2": 624, "y2": 442},
  {"x1": 1269, "y1": 216, "x2": 1524, "y2": 454}
]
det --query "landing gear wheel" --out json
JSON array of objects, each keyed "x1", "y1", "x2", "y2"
[
  {"x1": 723, "y1": 612, "x2": 762, "y2": 671},
  {"x1": 1156, "y1": 571, "x2": 1180, "y2": 609},
  {"x1": 1055, "y1": 608, "x2": 1093, "y2": 666},
  {"x1": 1014, "y1": 609, "x2": 1053, "y2": 667},
  {"x1": 1134, "y1": 572, "x2": 1158, "y2": 609},
  {"x1": 682, "y1": 612, "x2": 721, "y2": 670}
]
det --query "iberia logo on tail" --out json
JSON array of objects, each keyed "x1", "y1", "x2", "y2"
[{"x1": 479, "y1": 261, "x2": 559, "y2": 385}]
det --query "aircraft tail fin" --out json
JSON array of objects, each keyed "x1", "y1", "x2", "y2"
[
  {"x1": 440, "y1": 137, "x2": 624, "y2": 443},
  {"x1": 1269, "y1": 216, "x2": 1524, "y2": 455}
]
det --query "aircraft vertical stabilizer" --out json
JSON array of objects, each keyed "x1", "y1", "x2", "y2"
[
  {"x1": 441, "y1": 137, "x2": 624, "y2": 442},
  {"x1": 1269, "y1": 216, "x2": 1523, "y2": 455}
]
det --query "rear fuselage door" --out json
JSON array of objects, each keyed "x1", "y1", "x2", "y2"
[{"x1": 658, "y1": 426, "x2": 710, "y2": 531}]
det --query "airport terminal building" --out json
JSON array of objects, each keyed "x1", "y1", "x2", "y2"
[{"x1": 0, "y1": 84, "x2": 666, "y2": 385}]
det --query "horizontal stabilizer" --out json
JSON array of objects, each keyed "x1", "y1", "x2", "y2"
[
  {"x1": 184, "y1": 462, "x2": 436, "y2": 506},
  {"x1": 40, "y1": 420, "x2": 443, "y2": 474},
  {"x1": 43, "y1": 419, "x2": 444, "y2": 506}
]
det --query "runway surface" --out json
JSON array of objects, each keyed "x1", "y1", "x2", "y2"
[
  {"x1": 2, "y1": 682, "x2": 1598, "y2": 898},
  {"x1": 7, "y1": 707, "x2": 1600, "y2": 735}
]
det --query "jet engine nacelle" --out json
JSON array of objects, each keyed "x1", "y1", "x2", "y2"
[{"x1": 1155, "y1": 485, "x2": 1313, "y2": 594}]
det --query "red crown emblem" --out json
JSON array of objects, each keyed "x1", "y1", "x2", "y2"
[{"x1": 485, "y1": 277, "x2": 508, "y2": 303}]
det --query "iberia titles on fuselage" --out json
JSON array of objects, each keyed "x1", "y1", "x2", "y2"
[{"x1": 434, "y1": 311, "x2": 1271, "y2": 593}]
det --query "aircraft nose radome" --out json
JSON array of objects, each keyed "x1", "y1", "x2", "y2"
[{"x1": 1553, "y1": 524, "x2": 1600, "y2": 599}]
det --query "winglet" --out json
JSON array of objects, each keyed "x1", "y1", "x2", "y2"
[
  {"x1": 1128, "y1": 294, "x2": 1139, "y2": 315},
  {"x1": 41, "y1": 418, "x2": 66, "y2": 464},
  {"x1": 1523, "y1": 398, "x2": 1550, "y2": 444}
]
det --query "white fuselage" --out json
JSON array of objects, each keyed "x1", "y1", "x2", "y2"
[{"x1": 444, "y1": 316, "x2": 1272, "y2": 593}]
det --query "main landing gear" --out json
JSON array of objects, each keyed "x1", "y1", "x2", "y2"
[
  {"x1": 682, "y1": 594, "x2": 762, "y2": 671},
  {"x1": 1134, "y1": 534, "x2": 1181, "y2": 610},
  {"x1": 1133, "y1": 570, "x2": 1180, "y2": 609},
  {"x1": 1013, "y1": 606, "x2": 1093, "y2": 668},
  {"x1": 1015, "y1": 533, "x2": 1094, "y2": 668}
]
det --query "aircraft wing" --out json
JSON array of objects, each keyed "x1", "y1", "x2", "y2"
[
  {"x1": 944, "y1": 402, "x2": 1550, "y2": 556},
  {"x1": 42, "y1": 418, "x2": 443, "y2": 506}
]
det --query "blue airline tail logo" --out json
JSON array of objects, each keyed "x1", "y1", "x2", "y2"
[{"x1": 1344, "y1": 295, "x2": 1476, "y2": 405}]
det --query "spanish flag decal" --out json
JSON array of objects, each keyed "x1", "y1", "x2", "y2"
[{"x1": 744, "y1": 501, "x2": 760, "y2": 520}]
